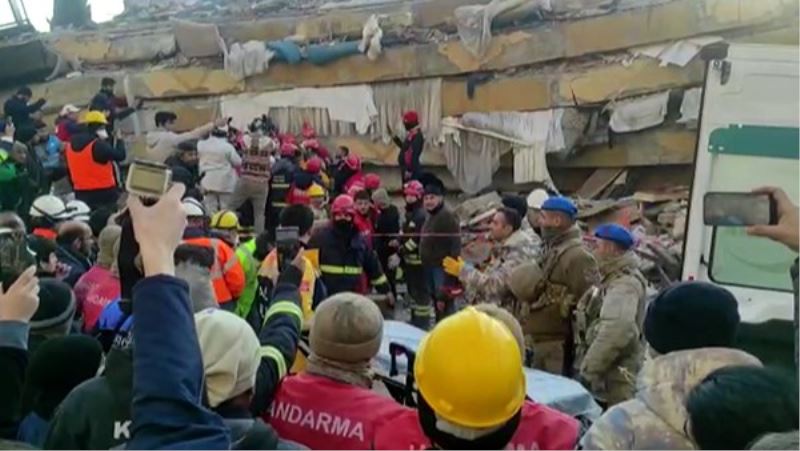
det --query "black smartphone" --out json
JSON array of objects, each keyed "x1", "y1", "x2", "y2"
[
  {"x1": 275, "y1": 226, "x2": 300, "y2": 272},
  {"x1": 703, "y1": 192, "x2": 777, "y2": 227}
]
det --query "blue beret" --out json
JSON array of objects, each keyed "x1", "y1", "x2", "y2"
[
  {"x1": 541, "y1": 196, "x2": 577, "y2": 219},
  {"x1": 594, "y1": 223, "x2": 634, "y2": 249}
]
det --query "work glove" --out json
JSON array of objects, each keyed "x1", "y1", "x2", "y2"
[
  {"x1": 387, "y1": 254, "x2": 401, "y2": 270},
  {"x1": 442, "y1": 256, "x2": 465, "y2": 277}
]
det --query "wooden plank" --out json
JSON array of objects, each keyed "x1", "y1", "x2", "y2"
[{"x1": 575, "y1": 168, "x2": 624, "y2": 199}]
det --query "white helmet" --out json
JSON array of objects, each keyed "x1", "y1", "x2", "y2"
[
  {"x1": 527, "y1": 189, "x2": 550, "y2": 210},
  {"x1": 66, "y1": 200, "x2": 91, "y2": 222},
  {"x1": 30, "y1": 195, "x2": 71, "y2": 221},
  {"x1": 181, "y1": 197, "x2": 207, "y2": 218}
]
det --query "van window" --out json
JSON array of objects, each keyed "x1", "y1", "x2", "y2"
[{"x1": 706, "y1": 126, "x2": 799, "y2": 292}]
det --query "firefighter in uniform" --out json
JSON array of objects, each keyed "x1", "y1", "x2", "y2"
[
  {"x1": 307, "y1": 195, "x2": 393, "y2": 302},
  {"x1": 182, "y1": 198, "x2": 246, "y2": 311},
  {"x1": 266, "y1": 142, "x2": 298, "y2": 240},
  {"x1": 399, "y1": 180, "x2": 433, "y2": 329},
  {"x1": 574, "y1": 223, "x2": 646, "y2": 407},
  {"x1": 520, "y1": 196, "x2": 599, "y2": 376}
]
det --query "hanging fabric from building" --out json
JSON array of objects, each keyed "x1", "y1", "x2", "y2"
[
  {"x1": 373, "y1": 78, "x2": 442, "y2": 143},
  {"x1": 608, "y1": 91, "x2": 670, "y2": 133},
  {"x1": 439, "y1": 118, "x2": 508, "y2": 195},
  {"x1": 225, "y1": 41, "x2": 276, "y2": 80},
  {"x1": 173, "y1": 20, "x2": 224, "y2": 58},
  {"x1": 221, "y1": 85, "x2": 377, "y2": 134},
  {"x1": 678, "y1": 87, "x2": 702, "y2": 127},
  {"x1": 632, "y1": 36, "x2": 723, "y2": 67},
  {"x1": 267, "y1": 107, "x2": 356, "y2": 136}
]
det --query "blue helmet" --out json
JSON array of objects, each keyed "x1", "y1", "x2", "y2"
[
  {"x1": 541, "y1": 196, "x2": 577, "y2": 220},
  {"x1": 594, "y1": 223, "x2": 635, "y2": 250}
]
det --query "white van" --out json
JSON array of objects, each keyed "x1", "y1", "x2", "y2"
[{"x1": 682, "y1": 43, "x2": 799, "y2": 367}]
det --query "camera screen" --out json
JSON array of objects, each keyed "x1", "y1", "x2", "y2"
[
  {"x1": 129, "y1": 165, "x2": 168, "y2": 194},
  {"x1": 704, "y1": 193, "x2": 771, "y2": 226}
]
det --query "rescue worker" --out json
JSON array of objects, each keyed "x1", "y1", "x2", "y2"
[
  {"x1": 352, "y1": 188, "x2": 375, "y2": 246},
  {"x1": 443, "y1": 207, "x2": 538, "y2": 309},
  {"x1": 372, "y1": 188, "x2": 400, "y2": 299},
  {"x1": 65, "y1": 111, "x2": 126, "y2": 211},
  {"x1": 307, "y1": 195, "x2": 393, "y2": 300},
  {"x1": 227, "y1": 127, "x2": 274, "y2": 235},
  {"x1": 374, "y1": 307, "x2": 579, "y2": 450},
  {"x1": 209, "y1": 210, "x2": 240, "y2": 248},
  {"x1": 419, "y1": 181, "x2": 461, "y2": 321},
  {"x1": 522, "y1": 196, "x2": 599, "y2": 376},
  {"x1": 363, "y1": 173, "x2": 381, "y2": 196},
  {"x1": 390, "y1": 110, "x2": 424, "y2": 182},
  {"x1": 234, "y1": 230, "x2": 271, "y2": 331},
  {"x1": 28, "y1": 195, "x2": 71, "y2": 241},
  {"x1": 182, "y1": 198, "x2": 246, "y2": 311},
  {"x1": 266, "y1": 293, "x2": 408, "y2": 449},
  {"x1": 334, "y1": 154, "x2": 364, "y2": 196},
  {"x1": 259, "y1": 205, "x2": 327, "y2": 327},
  {"x1": 573, "y1": 223, "x2": 647, "y2": 407},
  {"x1": 399, "y1": 180, "x2": 432, "y2": 329},
  {"x1": 307, "y1": 184, "x2": 328, "y2": 221},
  {"x1": 267, "y1": 142, "x2": 299, "y2": 240},
  {"x1": 66, "y1": 199, "x2": 91, "y2": 223}
]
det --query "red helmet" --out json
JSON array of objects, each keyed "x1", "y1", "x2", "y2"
[
  {"x1": 346, "y1": 183, "x2": 365, "y2": 198},
  {"x1": 280, "y1": 142, "x2": 298, "y2": 157},
  {"x1": 343, "y1": 154, "x2": 362, "y2": 171},
  {"x1": 302, "y1": 138, "x2": 320, "y2": 150},
  {"x1": 305, "y1": 156, "x2": 323, "y2": 174},
  {"x1": 364, "y1": 173, "x2": 381, "y2": 191},
  {"x1": 403, "y1": 180, "x2": 424, "y2": 198},
  {"x1": 331, "y1": 195, "x2": 356, "y2": 217},
  {"x1": 403, "y1": 110, "x2": 419, "y2": 124}
]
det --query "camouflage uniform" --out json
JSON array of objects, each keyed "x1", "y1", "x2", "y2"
[
  {"x1": 519, "y1": 225, "x2": 599, "y2": 376},
  {"x1": 460, "y1": 229, "x2": 539, "y2": 309},
  {"x1": 574, "y1": 251, "x2": 647, "y2": 407},
  {"x1": 581, "y1": 348, "x2": 762, "y2": 450}
]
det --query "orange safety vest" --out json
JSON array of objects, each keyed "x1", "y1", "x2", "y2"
[
  {"x1": 266, "y1": 373, "x2": 409, "y2": 450},
  {"x1": 183, "y1": 237, "x2": 245, "y2": 304},
  {"x1": 65, "y1": 140, "x2": 116, "y2": 191}
]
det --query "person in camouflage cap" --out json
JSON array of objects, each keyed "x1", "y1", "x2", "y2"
[{"x1": 573, "y1": 224, "x2": 647, "y2": 407}]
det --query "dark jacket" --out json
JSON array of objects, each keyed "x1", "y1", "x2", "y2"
[
  {"x1": 165, "y1": 155, "x2": 202, "y2": 192},
  {"x1": 91, "y1": 91, "x2": 135, "y2": 131},
  {"x1": 420, "y1": 203, "x2": 461, "y2": 267},
  {"x1": 393, "y1": 129, "x2": 424, "y2": 180},
  {"x1": 3, "y1": 96, "x2": 45, "y2": 129},
  {"x1": 128, "y1": 275, "x2": 229, "y2": 449},
  {"x1": 55, "y1": 245, "x2": 92, "y2": 287},
  {"x1": 374, "y1": 205, "x2": 400, "y2": 259},
  {"x1": 400, "y1": 202, "x2": 427, "y2": 265},
  {"x1": 309, "y1": 225, "x2": 391, "y2": 296},
  {"x1": 269, "y1": 157, "x2": 297, "y2": 209},
  {"x1": 0, "y1": 321, "x2": 28, "y2": 442},
  {"x1": 251, "y1": 269, "x2": 303, "y2": 417},
  {"x1": 44, "y1": 347, "x2": 133, "y2": 450}
]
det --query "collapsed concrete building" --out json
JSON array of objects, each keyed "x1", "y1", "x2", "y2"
[{"x1": 1, "y1": 0, "x2": 798, "y2": 195}]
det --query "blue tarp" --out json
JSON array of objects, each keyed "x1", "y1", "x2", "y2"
[
  {"x1": 376, "y1": 320, "x2": 603, "y2": 420},
  {"x1": 266, "y1": 40, "x2": 363, "y2": 66}
]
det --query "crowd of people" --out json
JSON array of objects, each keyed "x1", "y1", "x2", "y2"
[{"x1": 0, "y1": 77, "x2": 798, "y2": 450}]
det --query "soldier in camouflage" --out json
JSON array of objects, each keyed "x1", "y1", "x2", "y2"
[
  {"x1": 517, "y1": 197, "x2": 599, "y2": 376},
  {"x1": 443, "y1": 207, "x2": 538, "y2": 309},
  {"x1": 574, "y1": 224, "x2": 647, "y2": 407}
]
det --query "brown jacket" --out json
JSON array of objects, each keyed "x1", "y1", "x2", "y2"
[
  {"x1": 575, "y1": 251, "x2": 647, "y2": 405},
  {"x1": 581, "y1": 348, "x2": 762, "y2": 450},
  {"x1": 419, "y1": 204, "x2": 461, "y2": 267}
]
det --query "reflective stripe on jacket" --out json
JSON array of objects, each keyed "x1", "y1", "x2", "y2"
[
  {"x1": 184, "y1": 237, "x2": 245, "y2": 304},
  {"x1": 65, "y1": 140, "x2": 115, "y2": 191}
]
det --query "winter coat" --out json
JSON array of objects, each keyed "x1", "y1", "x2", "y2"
[
  {"x1": 461, "y1": 229, "x2": 539, "y2": 309},
  {"x1": 374, "y1": 205, "x2": 401, "y2": 260},
  {"x1": 127, "y1": 275, "x2": 228, "y2": 449},
  {"x1": 44, "y1": 347, "x2": 133, "y2": 450},
  {"x1": 198, "y1": 136, "x2": 241, "y2": 194},
  {"x1": 574, "y1": 251, "x2": 647, "y2": 406},
  {"x1": 3, "y1": 96, "x2": 45, "y2": 129},
  {"x1": 393, "y1": 128, "x2": 424, "y2": 181},
  {"x1": 581, "y1": 348, "x2": 762, "y2": 450},
  {"x1": 419, "y1": 203, "x2": 461, "y2": 268}
]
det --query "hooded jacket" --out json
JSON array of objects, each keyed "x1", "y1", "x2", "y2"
[
  {"x1": 198, "y1": 136, "x2": 241, "y2": 194},
  {"x1": 581, "y1": 348, "x2": 762, "y2": 450}
]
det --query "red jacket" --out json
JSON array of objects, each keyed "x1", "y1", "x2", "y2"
[
  {"x1": 372, "y1": 400, "x2": 580, "y2": 450},
  {"x1": 265, "y1": 373, "x2": 409, "y2": 450},
  {"x1": 352, "y1": 212, "x2": 374, "y2": 247}
]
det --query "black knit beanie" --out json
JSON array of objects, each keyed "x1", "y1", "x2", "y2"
[
  {"x1": 644, "y1": 281, "x2": 740, "y2": 354},
  {"x1": 26, "y1": 335, "x2": 102, "y2": 419},
  {"x1": 30, "y1": 279, "x2": 75, "y2": 336}
]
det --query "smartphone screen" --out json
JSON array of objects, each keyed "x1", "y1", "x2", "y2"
[
  {"x1": 126, "y1": 161, "x2": 171, "y2": 197},
  {"x1": 703, "y1": 192, "x2": 775, "y2": 226}
]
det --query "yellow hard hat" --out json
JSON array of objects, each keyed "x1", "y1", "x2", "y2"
[
  {"x1": 210, "y1": 210, "x2": 239, "y2": 230},
  {"x1": 81, "y1": 111, "x2": 108, "y2": 125},
  {"x1": 414, "y1": 307, "x2": 525, "y2": 428},
  {"x1": 308, "y1": 183, "x2": 326, "y2": 198}
]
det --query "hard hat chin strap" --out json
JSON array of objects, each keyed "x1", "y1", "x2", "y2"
[{"x1": 417, "y1": 393, "x2": 521, "y2": 450}]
